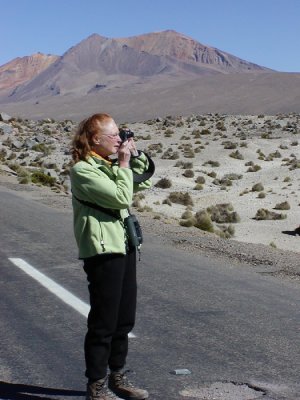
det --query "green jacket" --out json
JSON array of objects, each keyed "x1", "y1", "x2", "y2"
[{"x1": 70, "y1": 152, "x2": 151, "y2": 258}]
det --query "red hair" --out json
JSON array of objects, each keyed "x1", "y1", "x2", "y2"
[{"x1": 71, "y1": 113, "x2": 113, "y2": 162}]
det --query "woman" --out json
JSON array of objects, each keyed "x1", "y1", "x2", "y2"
[{"x1": 70, "y1": 113, "x2": 151, "y2": 400}]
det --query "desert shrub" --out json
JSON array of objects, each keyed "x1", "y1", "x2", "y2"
[
  {"x1": 161, "y1": 148, "x2": 179, "y2": 160},
  {"x1": 207, "y1": 171, "x2": 217, "y2": 178},
  {"x1": 215, "y1": 224, "x2": 235, "y2": 238},
  {"x1": 192, "y1": 129, "x2": 201, "y2": 138},
  {"x1": 164, "y1": 129, "x2": 174, "y2": 137},
  {"x1": 247, "y1": 164, "x2": 261, "y2": 172},
  {"x1": 229, "y1": 150, "x2": 244, "y2": 160},
  {"x1": 146, "y1": 143, "x2": 163, "y2": 157},
  {"x1": 132, "y1": 192, "x2": 145, "y2": 207},
  {"x1": 283, "y1": 176, "x2": 291, "y2": 182},
  {"x1": 257, "y1": 149, "x2": 265, "y2": 156},
  {"x1": 216, "y1": 121, "x2": 227, "y2": 131},
  {"x1": 207, "y1": 203, "x2": 240, "y2": 223},
  {"x1": 31, "y1": 170, "x2": 56, "y2": 186},
  {"x1": 7, "y1": 152, "x2": 17, "y2": 160},
  {"x1": 212, "y1": 178, "x2": 232, "y2": 187},
  {"x1": 182, "y1": 169, "x2": 194, "y2": 178},
  {"x1": 183, "y1": 161, "x2": 194, "y2": 168},
  {"x1": 183, "y1": 149, "x2": 195, "y2": 158},
  {"x1": 194, "y1": 210, "x2": 214, "y2": 232},
  {"x1": 7, "y1": 162, "x2": 25, "y2": 175},
  {"x1": 254, "y1": 208, "x2": 287, "y2": 220},
  {"x1": 180, "y1": 135, "x2": 190, "y2": 140},
  {"x1": 193, "y1": 183, "x2": 203, "y2": 190},
  {"x1": 274, "y1": 201, "x2": 290, "y2": 210},
  {"x1": 0, "y1": 148, "x2": 7, "y2": 161},
  {"x1": 288, "y1": 159, "x2": 300, "y2": 170},
  {"x1": 140, "y1": 134, "x2": 151, "y2": 140},
  {"x1": 180, "y1": 210, "x2": 196, "y2": 227},
  {"x1": 181, "y1": 210, "x2": 194, "y2": 219},
  {"x1": 222, "y1": 141, "x2": 237, "y2": 149},
  {"x1": 223, "y1": 173, "x2": 243, "y2": 181},
  {"x1": 279, "y1": 144, "x2": 289, "y2": 150},
  {"x1": 162, "y1": 198, "x2": 172, "y2": 206},
  {"x1": 194, "y1": 146, "x2": 202, "y2": 153},
  {"x1": 252, "y1": 183, "x2": 264, "y2": 192},
  {"x1": 179, "y1": 218, "x2": 196, "y2": 227},
  {"x1": 269, "y1": 150, "x2": 282, "y2": 159},
  {"x1": 203, "y1": 160, "x2": 220, "y2": 167},
  {"x1": 174, "y1": 161, "x2": 193, "y2": 169},
  {"x1": 195, "y1": 176, "x2": 206, "y2": 184},
  {"x1": 10, "y1": 163, "x2": 31, "y2": 183},
  {"x1": 19, "y1": 175, "x2": 31, "y2": 184},
  {"x1": 257, "y1": 192, "x2": 266, "y2": 198},
  {"x1": 168, "y1": 191, "x2": 194, "y2": 206},
  {"x1": 155, "y1": 178, "x2": 172, "y2": 189},
  {"x1": 136, "y1": 205, "x2": 153, "y2": 213},
  {"x1": 32, "y1": 143, "x2": 53, "y2": 155}
]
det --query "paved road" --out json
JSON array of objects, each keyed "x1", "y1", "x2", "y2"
[{"x1": 0, "y1": 188, "x2": 299, "y2": 400}]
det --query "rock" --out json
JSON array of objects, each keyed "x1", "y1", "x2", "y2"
[
  {"x1": 24, "y1": 138, "x2": 38, "y2": 149},
  {"x1": 62, "y1": 176, "x2": 71, "y2": 193},
  {"x1": 0, "y1": 112, "x2": 11, "y2": 122},
  {"x1": 46, "y1": 169, "x2": 59, "y2": 180},
  {"x1": 11, "y1": 139, "x2": 23, "y2": 149},
  {"x1": 35, "y1": 135, "x2": 45, "y2": 143},
  {"x1": 64, "y1": 124, "x2": 73, "y2": 132},
  {"x1": 0, "y1": 122, "x2": 13, "y2": 135}
]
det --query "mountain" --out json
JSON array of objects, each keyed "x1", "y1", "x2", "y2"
[
  {"x1": 0, "y1": 30, "x2": 299, "y2": 121},
  {"x1": 0, "y1": 53, "x2": 59, "y2": 92},
  {"x1": 5, "y1": 33, "x2": 219, "y2": 101},
  {"x1": 116, "y1": 30, "x2": 269, "y2": 73},
  {"x1": 0, "y1": 31, "x2": 269, "y2": 98}
]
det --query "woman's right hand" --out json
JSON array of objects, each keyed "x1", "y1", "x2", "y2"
[{"x1": 118, "y1": 140, "x2": 131, "y2": 168}]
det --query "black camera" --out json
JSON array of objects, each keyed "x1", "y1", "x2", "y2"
[
  {"x1": 124, "y1": 214, "x2": 143, "y2": 248},
  {"x1": 119, "y1": 129, "x2": 134, "y2": 143}
]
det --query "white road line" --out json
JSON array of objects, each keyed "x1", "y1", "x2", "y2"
[{"x1": 8, "y1": 258, "x2": 136, "y2": 338}]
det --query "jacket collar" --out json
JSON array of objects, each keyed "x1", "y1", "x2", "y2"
[{"x1": 89, "y1": 151, "x2": 112, "y2": 165}]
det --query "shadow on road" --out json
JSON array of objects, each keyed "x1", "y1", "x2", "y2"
[
  {"x1": 282, "y1": 228, "x2": 300, "y2": 236},
  {"x1": 0, "y1": 381, "x2": 85, "y2": 399}
]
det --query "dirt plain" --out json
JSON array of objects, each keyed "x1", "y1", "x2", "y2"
[{"x1": 0, "y1": 112, "x2": 299, "y2": 283}]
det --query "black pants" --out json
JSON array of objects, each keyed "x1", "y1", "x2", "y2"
[{"x1": 83, "y1": 248, "x2": 137, "y2": 381}]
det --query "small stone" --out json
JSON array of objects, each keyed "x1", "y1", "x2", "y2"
[{"x1": 170, "y1": 369, "x2": 191, "y2": 375}]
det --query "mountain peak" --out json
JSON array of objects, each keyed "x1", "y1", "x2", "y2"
[
  {"x1": 0, "y1": 53, "x2": 59, "y2": 91},
  {"x1": 116, "y1": 31, "x2": 266, "y2": 71}
]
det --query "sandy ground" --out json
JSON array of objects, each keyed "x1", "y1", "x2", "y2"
[
  {"x1": 127, "y1": 116, "x2": 300, "y2": 253},
  {"x1": 0, "y1": 168, "x2": 299, "y2": 284},
  {"x1": 0, "y1": 113, "x2": 299, "y2": 282}
]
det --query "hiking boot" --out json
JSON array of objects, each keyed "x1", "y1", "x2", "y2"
[
  {"x1": 86, "y1": 377, "x2": 123, "y2": 400},
  {"x1": 108, "y1": 370, "x2": 149, "y2": 400}
]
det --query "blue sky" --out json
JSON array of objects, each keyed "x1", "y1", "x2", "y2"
[{"x1": 1, "y1": 0, "x2": 300, "y2": 72}]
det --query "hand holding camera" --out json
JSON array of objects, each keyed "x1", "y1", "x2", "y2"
[{"x1": 118, "y1": 129, "x2": 138, "y2": 167}]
